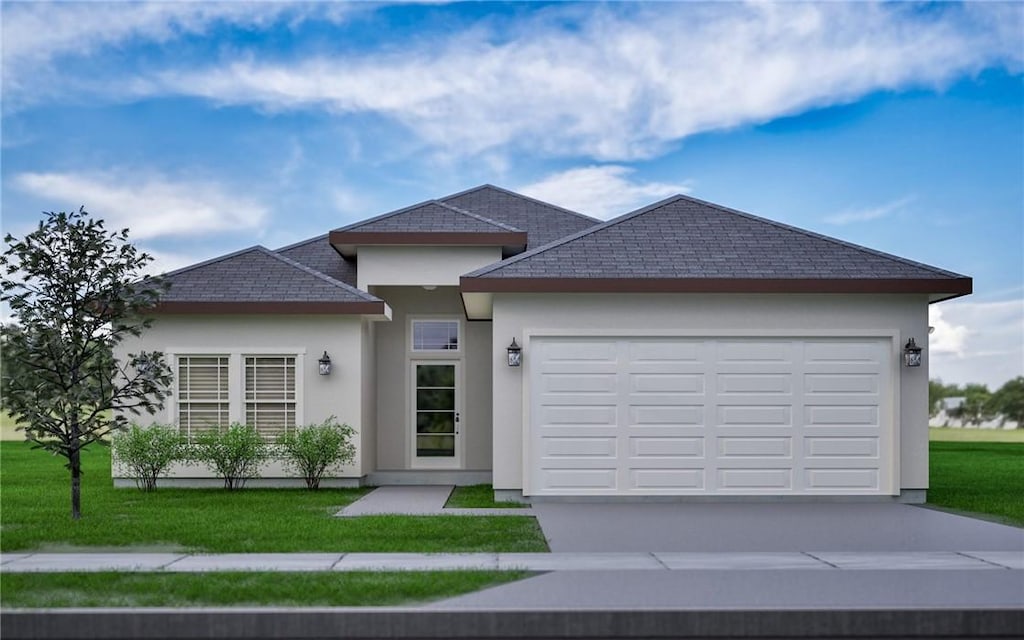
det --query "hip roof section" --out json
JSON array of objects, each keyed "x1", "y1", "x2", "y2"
[
  {"x1": 153, "y1": 246, "x2": 387, "y2": 315},
  {"x1": 461, "y1": 194, "x2": 972, "y2": 299}
]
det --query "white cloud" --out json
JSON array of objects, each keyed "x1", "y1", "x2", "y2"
[
  {"x1": 929, "y1": 298, "x2": 1024, "y2": 389},
  {"x1": 825, "y1": 196, "x2": 915, "y2": 226},
  {"x1": 13, "y1": 171, "x2": 269, "y2": 240},
  {"x1": 519, "y1": 165, "x2": 690, "y2": 219},
  {"x1": 103, "y1": 2, "x2": 1024, "y2": 161}
]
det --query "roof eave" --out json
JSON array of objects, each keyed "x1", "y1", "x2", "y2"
[
  {"x1": 150, "y1": 301, "x2": 392, "y2": 318},
  {"x1": 459, "y1": 276, "x2": 974, "y2": 296},
  {"x1": 329, "y1": 231, "x2": 528, "y2": 257}
]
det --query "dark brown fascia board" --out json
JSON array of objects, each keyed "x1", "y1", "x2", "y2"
[
  {"x1": 459, "y1": 276, "x2": 974, "y2": 295},
  {"x1": 151, "y1": 301, "x2": 388, "y2": 315},
  {"x1": 329, "y1": 230, "x2": 528, "y2": 247}
]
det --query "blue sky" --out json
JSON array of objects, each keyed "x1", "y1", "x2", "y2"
[{"x1": 2, "y1": 1, "x2": 1022, "y2": 389}]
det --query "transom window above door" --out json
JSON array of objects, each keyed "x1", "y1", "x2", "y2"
[{"x1": 412, "y1": 320, "x2": 459, "y2": 351}]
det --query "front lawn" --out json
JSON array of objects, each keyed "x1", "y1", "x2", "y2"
[
  {"x1": 0, "y1": 571, "x2": 527, "y2": 608},
  {"x1": 0, "y1": 442, "x2": 548, "y2": 553},
  {"x1": 928, "y1": 441, "x2": 1024, "y2": 527},
  {"x1": 446, "y1": 484, "x2": 528, "y2": 508}
]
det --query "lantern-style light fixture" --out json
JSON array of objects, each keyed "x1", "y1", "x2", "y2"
[
  {"x1": 318, "y1": 351, "x2": 333, "y2": 376},
  {"x1": 507, "y1": 338, "x2": 522, "y2": 367},
  {"x1": 903, "y1": 338, "x2": 922, "y2": 368}
]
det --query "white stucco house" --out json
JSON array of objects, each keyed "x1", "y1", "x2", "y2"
[{"x1": 117, "y1": 185, "x2": 971, "y2": 502}]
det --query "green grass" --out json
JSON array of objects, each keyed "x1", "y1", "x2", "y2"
[
  {"x1": 0, "y1": 442, "x2": 548, "y2": 553},
  {"x1": 929, "y1": 427, "x2": 1024, "y2": 443},
  {"x1": 0, "y1": 571, "x2": 529, "y2": 608},
  {"x1": 445, "y1": 484, "x2": 528, "y2": 509},
  {"x1": 928, "y1": 441, "x2": 1024, "y2": 527}
]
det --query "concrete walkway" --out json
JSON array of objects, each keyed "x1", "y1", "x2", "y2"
[
  {"x1": 2, "y1": 550, "x2": 1021, "y2": 572},
  {"x1": 335, "y1": 485, "x2": 533, "y2": 517}
]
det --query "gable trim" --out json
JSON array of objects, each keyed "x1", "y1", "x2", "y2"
[
  {"x1": 329, "y1": 230, "x2": 528, "y2": 247},
  {"x1": 151, "y1": 301, "x2": 390, "y2": 315}
]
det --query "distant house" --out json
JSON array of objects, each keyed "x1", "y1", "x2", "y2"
[{"x1": 116, "y1": 185, "x2": 973, "y2": 503}]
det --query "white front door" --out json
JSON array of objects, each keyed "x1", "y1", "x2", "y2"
[
  {"x1": 528, "y1": 337, "x2": 894, "y2": 496},
  {"x1": 412, "y1": 361, "x2": 461, "y2": 468}
]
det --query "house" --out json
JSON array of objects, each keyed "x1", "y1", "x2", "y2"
[{"x1": 116, "y1": 185, "x2": 972, "y2": 502}]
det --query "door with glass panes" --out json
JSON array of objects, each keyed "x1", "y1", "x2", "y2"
[{"x1": 411, "y1": 361, "x2": 461, "y2": 467}]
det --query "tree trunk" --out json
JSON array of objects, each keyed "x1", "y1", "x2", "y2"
[{"x1": 70, "y1": 446, "x2": 82, "y2": 520}]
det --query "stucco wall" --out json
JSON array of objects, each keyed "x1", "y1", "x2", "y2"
[
  {"x1": 490, "y1": 293, "x2": 930, "y2": 492},
  {"x1": 113, "y1": 314, "x2": 368, "y2": 478},
  {"x1": 374, "y1": 286, "x2": 493, "y2": 471},
  {"x1": 357, "y1": 246, "x2": 502, "y2": 290}
]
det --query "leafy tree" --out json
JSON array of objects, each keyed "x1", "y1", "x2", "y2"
[
  {"x1": 1, "y1": 208, "x2": 172, "y2": 519},
  {"x1": 928, "y1": 379, "x2": 961, "y2": 417},
  {"x1": 957, "y1": 383, "x2": 993, "y2": 427},
  {"x1": 991, "y1": 377, "x2": 1024, "y2": 428}
]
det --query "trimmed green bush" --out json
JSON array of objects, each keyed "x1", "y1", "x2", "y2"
[
  {"x1": 112, "y1": 424, "x2": 187, "y2": 491},
  {"x1": 277, "y1": 417, "x2": 356, "y2": 490},
  {"x1": 192, "y1": 424, "x2": 268, "y2": 490}
]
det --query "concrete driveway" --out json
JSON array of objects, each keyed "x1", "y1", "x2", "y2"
[{"x1": 532, "y1": 502, "x2": 1024, "y2": 552}]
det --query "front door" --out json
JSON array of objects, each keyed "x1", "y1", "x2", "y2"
[{"x1": 412, "y1": 361, "x2": 460, "y2": 467}]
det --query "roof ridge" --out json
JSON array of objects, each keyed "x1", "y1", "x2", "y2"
[
  {"x1": 256, "y1": 247, "x2": 381, "y2": 302},
  {"x1": 465, "y1": 194, "x2": 683, "y2": 277},
  {"x1": 443, "y1": 183, "x2": 602, "y2": 223},
  {"x1": 667, "y1": 194, "x2": 968, "y2": 279},
  {"x1": 158, "y1": 245, "x2": 269, "y2": 279},
  {"x1": 333, "y1": 199, "x2": 440, "y2": 232},
  {"x1": 440, "y1": 201, "x2": 525, "y2": 233},
  {"x1": 274, "y1": 232, "x2": 329, "y2": 253}
]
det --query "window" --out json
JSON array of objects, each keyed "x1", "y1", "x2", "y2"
[
  {"x1": 412, "y1": 320, "x2": 459, "y2": 351},
  {"x1": 245, "y1": 356, "x2": 296, "y2": 437},
  {"x1": 177, "y1": 355, "x2": 230, "y2": 438}
]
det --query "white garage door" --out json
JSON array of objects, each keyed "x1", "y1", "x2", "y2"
[{"x1": 528, "y1": 337, "x2": 894, "y2": 496}]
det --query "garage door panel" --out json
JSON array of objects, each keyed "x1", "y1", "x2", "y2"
[
  {"x1": 717, "y1": 437, "x2": 792, "y2": 458},
  {"x1": 629, "y1": 404, "x2": 705, "y2": 426},
  {"x1": 629, "y1": 373, "x2": 705, "y2": 394},
  {"x1": 717, "y1": 373, "x2": 793, "y2": 395},
  {"x1": 541, "y1": 404, "x2": 618, "y2": 425},
  {"x1": 805, "y1": 468, "x2": 879, "y2": 490},
  {"x1": 629, "y1": 340, "x2": 704, "y2": 362},
  {"x1": 529, "y1": 336, "x2": 893, "y2": 496},
  {"x1": 542, "y1": 373, "x2": 617, "y2": 394},
  {"x1": 542, "y1": 468, "x2": 617, "y2": 490},
  {"x1": 804, "y1": 341, "x2": 882, "y2": 363},
  {"x1": 540, "y1": 437, "x2": 617, "y2": 458},
  {"x1": 805, "y1": 436, "x2": 879, "y2": 458},
  {"x1": 717, "y1": 405, "x2": 792, "y2": 426},
  {"x1": 717, "y1": 468, "x2": 793, "y2": 490},
  {"x1": 717, "y1": 341, "x2": 795, "y2": 363},
  {"x1": 630, "y1": 469, "x2": 705, "y2": 490},
  {"x1": 805, "y1": 405, "x2": 879, "y2": 426},
  {"x1": 804, "y1": 373, "x2": 879, "y2": 395},
  {"x1": 629, "y1": 436, "x2": 705, "y2": 458}
]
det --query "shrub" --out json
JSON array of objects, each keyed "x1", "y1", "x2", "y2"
[
  {"x1": 112, "y1": 424, "x2": 187, "y2": 491},
  {"x1": 277, "y1": 417, "x2": 356, "y2": 490},
  {"x1": 192, "y1": 424, "x2": 269, "y2": 490}
]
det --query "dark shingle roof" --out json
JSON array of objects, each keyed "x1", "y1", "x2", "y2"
[
  {"x1": 462, "y1": 194, "x2": 971, "y2": 298},
  {"x1": 329, "y1": 199, "x2": 528, "y2": 255},
  {"x1": 155, "y1": 246, "x2": 385, "y2": 314},
  {"x1": 442, "y1": 184, "x2": 599, "y2": 249},
  {"x1": 335, "y1": 200, "x2": 523, "y2": 234},
  {"x1": 276, "y1": 233, "x2": 358, "y2": 287}
]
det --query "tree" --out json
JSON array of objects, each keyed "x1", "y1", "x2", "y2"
[
  {"x1": 1, "y1": 208, "x2": 173, "y2": 519},
  {"x1": 957, "y1": 383, "x2": 993, "y2": 427},
  {"x1": 928, "y1": 379, "x2": 961, "y2": 417},
  {"x1": 991, "y1": 377, "x2": 1024, "y2": 428}
]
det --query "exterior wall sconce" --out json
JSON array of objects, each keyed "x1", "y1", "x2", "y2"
[
  {"x1": 318, "y1": 351, "x2": 333, "y2": 376},
  {"x1": 507, "y1": 338, "x2": 522, "y2": 367},
  {"x1": 903, "y1": 338, "x2": 922, "y2": 368}
]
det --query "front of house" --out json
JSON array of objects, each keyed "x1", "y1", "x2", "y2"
[{"x1": 116, "y1": 185, "x2": 971, "y2": 502}]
